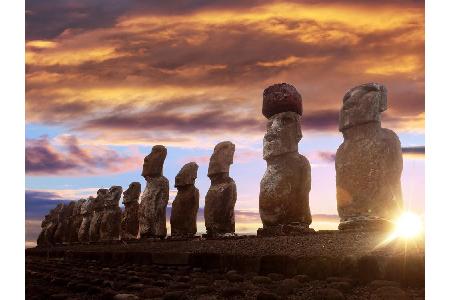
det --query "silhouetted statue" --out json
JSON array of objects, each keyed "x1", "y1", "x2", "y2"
[
  {"x1": 69, "y1": 199, "x2": 86, "y2": 243},
  {"x1": 336, "y1": 83, "x2": 403, "y2": 230},
  {"x1": 100, "y1": 186, "x2": 123, "y2": 241},
  {"x1": 78, "y1": 197, "x2": 94, "y2": 243},
  {"x1": 258, "y1": 83, "x2": 313, "y2": 236},
  {"x1": 170, "y1": 162, "x2": 199, "y2": 237},
  {"x1": 37, "y1": 204, "x2": 63, "y2": 247},
  {"x1": 204, "y1": 141, "x2": 237, "y2": 237},
  {"x1": 139, "y1": 145, "x2": 169, "y2": 238},
  {"x1": 121, "y1": 182, "x2": 141, "y2": 240},
  {"x1": 89, "y1": 189, "x2": 108, "y2": 242}
]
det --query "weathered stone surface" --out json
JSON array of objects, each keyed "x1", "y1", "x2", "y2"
[
  {"x1": 370, "y1": 286, "x2": 408, "y2": 300},
  {"x1": 336, "y1": 83, "x2": 403, "y2": 230},
  {"x1": 53, "y1": 203, "x2": 75, "y2": 244},
  {"x1": 171, "y1": 162, "x2": 199, "y2": 237},
  {"x1": 262, "y1": 83, "x2": 303, "y2": 119},
  {"x1": 69, "y1": 199, "x2": 86, "y2": 243},
  {"x1": 78, "y1": 197, "x2": 94, "y2": 243},
  {"x1": 142, "y1": 145, "x2": 167, "y2": 179},
  {"x1": 89, "y1": 189, "x2": 108, "y2": 242},
  {"x1": 259, "y1": 109, "x2": 312, "y2": 234},
  {"x1": 121, "y1": 182, "x2": 141, "y2": 240},
  {"x1": 205, "y1": 142, "x2": 236, "y2": 236},
  {"x1": 37, "y1": 204, "x2": 64, "y2": 246},
  {"x1": 139, "y1": 146, "x2": 169, "y2": 238},
  {"x1": 100, "y1": 186, "x2": 123, "y2": 241}
]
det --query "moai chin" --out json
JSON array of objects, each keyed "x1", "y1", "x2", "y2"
[
  {"x1": 100, "y1": 186, "x2": 123, "y2": 241},
  {"x1": 89, "y1": 189, "x2": 108, "y2": 242},
  {"x1": 336, "y1": 83, "x2": 403, "y2": 230},
  {"x1": 121, "y1": 182, "x2": 141, "y2": 240},
  {"x1": 69, "y1": 199, "x2": 86, "y2": 243},
  {"x1": 170, "y1": 162, "x2": 199, "y2": 238},
  {"x1": 204, "y1": 141, "x2": 237, "y2": 237},
  {"x1": 139, "y1": 145, "x2": 169, "y2": 239},
  {"x1": 258, "y1": 83, "x2": 313, "y2": 236},
  {"x1": 78, "y1": 197, "x2": 94, "y2": 243}
]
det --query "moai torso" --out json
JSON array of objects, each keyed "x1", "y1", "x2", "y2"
[
  {"x1": 336, "y1": 83, "x2": 403, "y2": 230},
  {"x1": 78, "y1": 197, "x2": 94, "y2": 243},
  {"x1": 139, "y1": 145, "x2": 169, "y2": 238},
  {"x1": 204, "y1": 141, "x2": 237, "y2": 236},
  {"x1": 170, "y1": 162, "x2": 199, "y2": 237},
  {"x1": 100, "y1": 186, "x2": 123, "y2": 241},
  {"x1": 258, "y1": 84, "x2": 312, "y2": 235},
  {"x1": 89, "y1": 189, "x2": 108, "y2": 242},
  {"x1": 121, "y1": 182, "x2": 141, "y2": 240}
]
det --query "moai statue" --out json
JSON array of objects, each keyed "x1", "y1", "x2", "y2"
[
  {"x1": 37, "y1": 204, "x2": 63, "y2": 247},
  {"x1": 204, "y1": 141, "x2": 237, "y2": 237},
  {"x1": 139, "y1": 145, "x2": 169, "y2": 238},
  {"x1": 336, "y1": 83, "x2": 403, "y2": 230},
  {"x1": 170, "y1": 162, "x2": 199, "y2": 238},
  {"x1": 89, "y1": 189, "x2": 108, "y2": 242},
  {"x1": 69, "y1": 199, "x2": 86, "y2": 243},
  {"x1": 37, "y1": 213, "x2": 52, "y2": 247},
  {"x1": 100, "y1": 186, "x2": 123, "y2": 241},
  {"x1": 258, "y1": 83, "x2": 313, "y2": 236},
  {"x1": 121, "y1": 182, "x2": 141, "y2": 240},
  {"x1": 53, "y1": 203, "x2": 75, "y2": 244},
  {"x1": 78, "y1": 197, "x2": 94, "y2": 243}
]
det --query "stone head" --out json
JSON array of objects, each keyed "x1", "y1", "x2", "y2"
[
  {"x1": 262, "y1": 83, "x2": 302, "y2": 119},
  {"x1": 81, "y1": 196, "x2": 95, "y2": 215},
  {"x1": 263, "y1": 111, "x2": 302, "y2": 160},
  {"x1": 208, "y1": 141, "x2": 235, "y2": 177},
  {"x1": 105, "y1": 185, "x2": 123, "y2": 207},
  {"x1": 175, "y1": 162, "x2": 199, "y2": 188},
  {"x1": 64, "y1": 201, "x2": 76, "y2": 217},
  {"x1": 72, "y1": 199, "x2": 86, "y2": 216},
  {"x1": 93, "y1": 189, "x2": 108, "y2": 210},
  {"x1": 123, "y1": 182, "x2": 141, "y2": 204},
  {"x1": 142, "y1": 145, "x2": 167, "y2": 179},
  {"x1": 339, "y1": 82, "x2": 387, "y2": 131}
]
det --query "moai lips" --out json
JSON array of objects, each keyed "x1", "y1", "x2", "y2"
[
  {"x1": 258, "y1": 83, "x2": 313, "y2": 236},
  {"x1": 204, "y1": 141, "x2": 237, "y2": 237},
  {"x1": 100, "y1": 186, "x2": 123, "y2": 241},
  {"x1": 121, "y1": 182, "x2": 141, "y2": 240},
  {"x1": 171, "y1": 162, "x2": 199, "y2": 237},
  {"x1": 336, "y1": 83, "x2": 403, "y2": 230},
  {"x1": 139, "y1": 145, "x2": 169, "y2": 238}
]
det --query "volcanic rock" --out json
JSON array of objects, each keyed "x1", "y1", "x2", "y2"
[
  {"x1": 78, "y1": 197, "x2": 94, "y2": 243},
  {"x1": 204, "y1": 141, "x2": 237, "y2": 236},
  {"x1": 262, "y1": 83, "x2": 303, "y2": 118},
  {"x1": 121, "y1": 182, "x2": 141, "y2": 240},
  {"x1": 69, "y1": 199, "x2": 86, "y2": 243},
  {"x1": 336, "y1": 83, "x2": 403, "y2": 230},
  {"x1": 89, "y1": 189, "x2": 108, "y2": 242},
  {"x1": 170, "y1": 162, "x2": 199, "y2": 237},
  {"x1": 100, "y1": 186, "x2": 123, "y2": 241},
  {"x1": 139, "y1": 145, "x2": 169, "y2": 238}
]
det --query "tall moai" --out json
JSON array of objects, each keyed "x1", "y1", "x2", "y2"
[
  {"x1": 69, "y1": 199, "x2": 86, "y2": 243},
  {"x1": 100, "y1": 186, "x2": 123, "y2": 241},
  {"x1": 121, "y1": 182, "x2": 141, "y2": 240},
  {"x1": 204, "y1": 141, "x2": 237, "y2": 237},
  {"x1": 170, "y1": 162, "x2": 199, "y2": 237},
  {"x1": 139, "y1": 145, "x2": 169, "y2": 239},
  {"x1": 37, "y1": 204, "x2": 63, "y2": 247},
  {"x1": 336, "y1": 83, "x2": 403, "y2": 230},
  {"x1": 53, "y1": 202, "x2": 75, "y2": 244},
  {"x1": 89, "y1": 189, "x2": 108, "y2": 242},
  {"x1": 258, "y1": 83, "x2": 313, "y2": 236},
  {"x1": 78, "y1": 197, "x2": 94, "y2": 243}
]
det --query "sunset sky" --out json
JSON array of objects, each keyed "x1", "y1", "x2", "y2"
[{"x1": 25, "y1": 0, "x2": 424, "y2": 246}]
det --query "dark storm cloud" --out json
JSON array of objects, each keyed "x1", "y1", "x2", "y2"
[
  {"x1": 26, "y1": 136, "x2": 140, "y2": 176},
  {"x1": 25, "y1": 190, "x2": 72, "y2": 220}
]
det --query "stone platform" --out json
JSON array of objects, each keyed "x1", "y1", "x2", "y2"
[{"x1": 26, "y1": 231, "x2": 424, "y2": 289}]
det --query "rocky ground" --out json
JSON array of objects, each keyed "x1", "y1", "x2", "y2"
[{"x1": 26, "y1": 256, "x2": 424, "y2": 300}]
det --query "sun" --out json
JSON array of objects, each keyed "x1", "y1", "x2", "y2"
[{"x1": 393, "y1": 211, "x2": 423, "y2": 239}]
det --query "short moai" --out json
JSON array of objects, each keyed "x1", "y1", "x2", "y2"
[
  {"x1": 204, "y1": 141, "x2": 237, "y2": 237},
  {"x1": 139, "y1": 145, "x2": 169, "y2": 239},
  {"x1": 69, "y1": 199, "x2": 86, "y2": 243},
  {"x1": 258, "y1": 83, "x2": 313, "y2": 236},
  {"x1": 336, "y1": 83, "x2": 403, "y2": 230},
  {"x1": 78, "y1": 197, "x2": 94, "y2": 243},
  {"x1": 121, "y1": 182, "x2": 141, "y2": 240},
  {"x1": 89, "y1": 189, "x2": 108, "y2": 242},
  {"x1": 170, "y1": 162, "x2": 199, "y2": 238},
  {"x1": 100, "y1": 186, "x2": 123, "y2": 241}
]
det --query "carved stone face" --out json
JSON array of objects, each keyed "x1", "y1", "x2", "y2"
[
  {"x1": 105, "y1": 186, "x2": 123, "y2": 207},
  {"x1": 80, "y1": 197, "x2": 94, "y2": 215},
  {"x1": 142, "y1": 145, "x2": 167, "y2": 178},
  {"x1": 208, "y1": 141, "x2": 235, "y2": 177},
  {"x1": 175, "y1": 162, "x2": 199, "y2": 187},
  {"x1": 123, "y1": 182, "x2": 141, "y2": 204},
  {"x1": 263, "y1": 111, "x2": 301, "y2": 160},
  {"x1": 339, "y1": 83, "x2": 387, "y2": 131}
]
